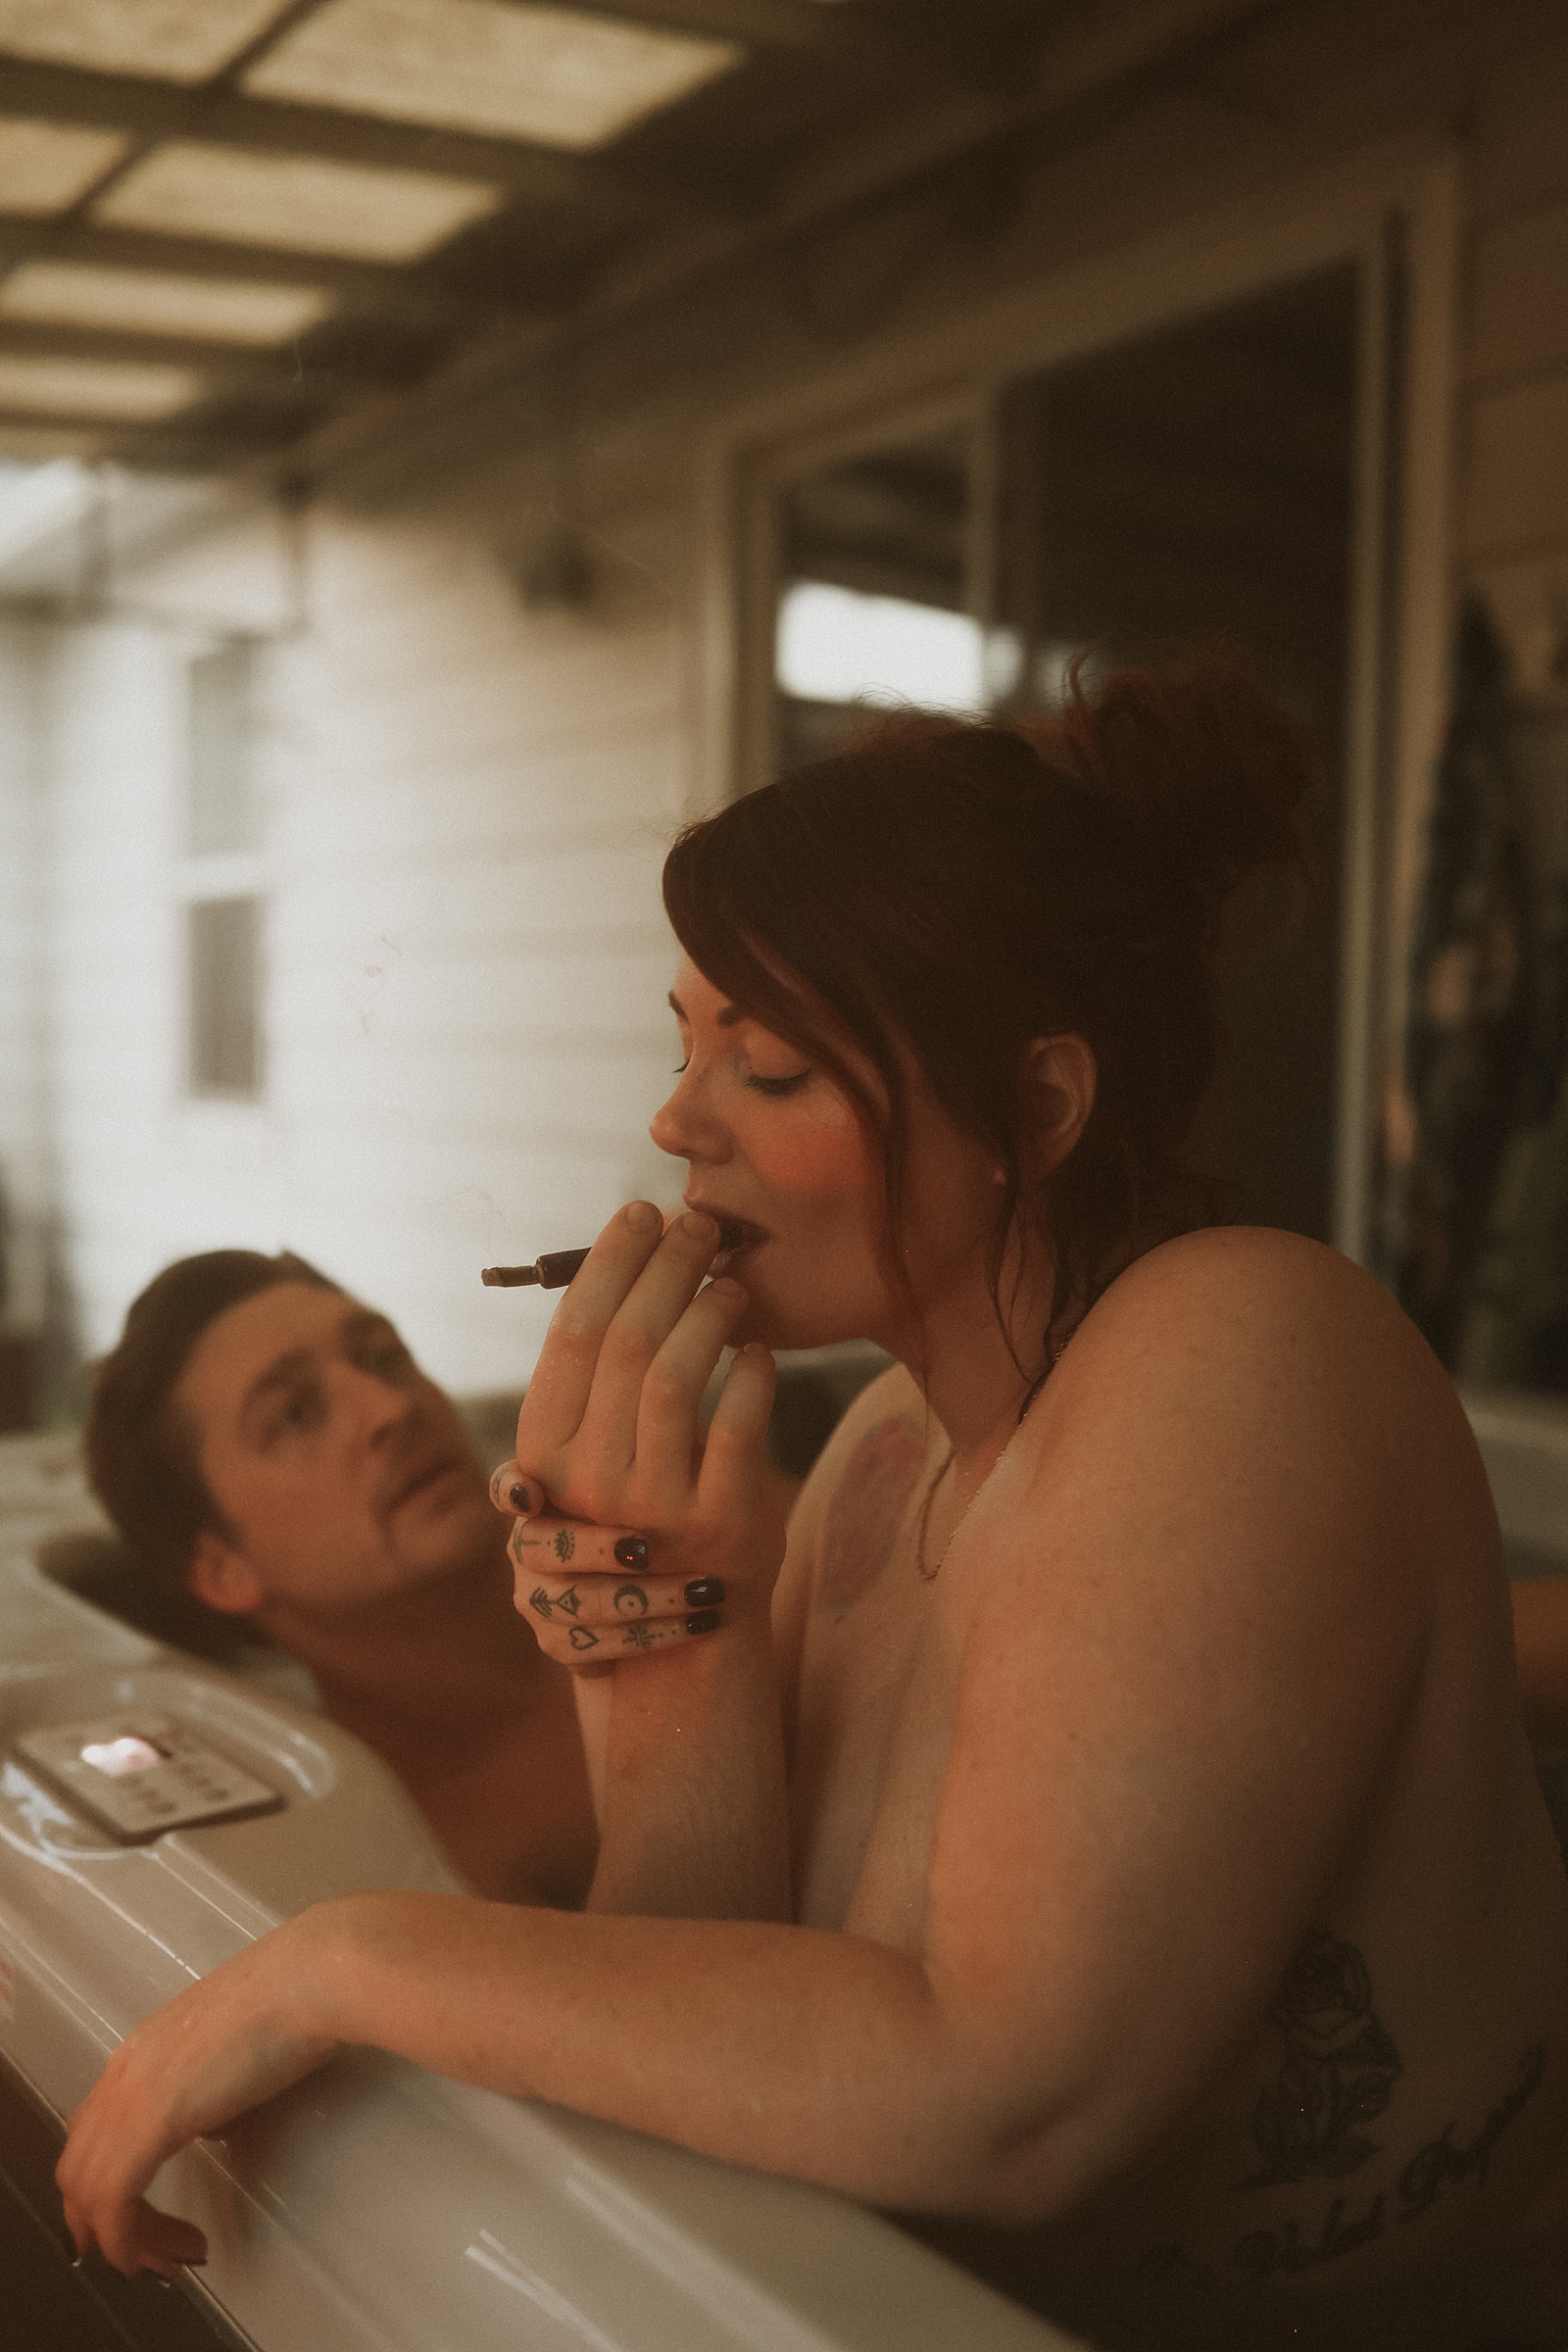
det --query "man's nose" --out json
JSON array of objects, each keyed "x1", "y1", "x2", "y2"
[{"x1": 340, "y1": 1362, "x2": 419, "y2": 1438}]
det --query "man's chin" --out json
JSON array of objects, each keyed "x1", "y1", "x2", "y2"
[
  {"x1": 384, "y1": 1484, "x2": 504, "y2": 1580},
  {"x1": 390, "y1": 1456, "x2": 484, "y2": 1513}
]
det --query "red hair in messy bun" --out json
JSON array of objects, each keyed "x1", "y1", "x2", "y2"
[{"x1": 662, "y1": 648, "x2": 1318, "y2": 1372}]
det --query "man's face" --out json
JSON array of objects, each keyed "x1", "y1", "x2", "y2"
[{"x1": 173, "y1": 1283, "x2": 498, "y2": 1617}]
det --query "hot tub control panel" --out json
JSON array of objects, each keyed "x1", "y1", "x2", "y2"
[{"x1": 15, "y1": 1712, "x2": 284, "y2": 1843}]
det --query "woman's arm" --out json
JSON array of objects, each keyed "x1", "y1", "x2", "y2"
[
  {"x1": 56, "y1": 1891, "x2": 1035, "y2": 2280},
  {"x1": 585, "y1": 1609, "x2": 791, "y2": 1919},
  {"x1": 500, "y1": 1205, "x2": 797, "y2": 1919}
]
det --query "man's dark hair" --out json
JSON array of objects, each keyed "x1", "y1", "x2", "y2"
[{"x1": 86, "y1": 1250, "x2": 339, "y2": 1590}]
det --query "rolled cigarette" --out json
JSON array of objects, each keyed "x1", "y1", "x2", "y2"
[{"x1": 481, "y1": 1246, "x2": 592, "y2": 1290}]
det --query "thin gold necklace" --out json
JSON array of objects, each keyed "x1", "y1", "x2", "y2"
[
  {"x1": 913, "y1": 1446, "x2": 957, "y2": 1582},
  {"x1": 914, "y1": 1333, "x2": 1066, "y2": 1582}
]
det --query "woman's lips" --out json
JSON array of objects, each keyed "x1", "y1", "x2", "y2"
[{"x1": 704, "y1": 1212, "x2": 770, "y2": 1272}]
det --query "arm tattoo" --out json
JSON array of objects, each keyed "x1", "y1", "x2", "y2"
[
  {"x1": 1237, "y1": 1931, "x2": 1401, "y2": 2188},
  {"x1": 818, "y1": 1416, "x2": 927, "y2": 1616}
]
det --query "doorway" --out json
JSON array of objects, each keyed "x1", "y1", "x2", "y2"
[{"x1": 766, "y1": 262, "x2": 1363, "y2": 1244}]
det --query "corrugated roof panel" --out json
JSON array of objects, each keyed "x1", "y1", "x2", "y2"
[
  {"x1": 0, "y1": 0, "x2": 290, "y2": 81},
  {"x1": 0, "y1": 350, "x2": 200, "y2": 416},
  {"x1": 0, "y1": 116, "x2": 127, "y2": 214},
  {"x1": 244, "y1": 0, "x2": 742, "y2": 152},
  {"x1": 94, "y1": 142, "x2": 502, "y2": 262},
  {"x1": 0, "y1": 263, "x2": 334, "y2": 343}
]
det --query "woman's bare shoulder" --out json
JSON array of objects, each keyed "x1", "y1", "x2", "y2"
[
  {"x1": 1021, "y1": 1221, "x2": 1473, "y2": 1548},
  {"x1": 1073, "y1": 1223, "x2": 1434, "y2": 1381}
]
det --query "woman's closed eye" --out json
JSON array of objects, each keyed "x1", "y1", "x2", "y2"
[{"x1": 745, "y1": 1066, "x2": 811, "y2": 1098}]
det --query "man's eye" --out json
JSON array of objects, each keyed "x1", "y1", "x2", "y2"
[
  {"x1": 272, "y1": 1386, "x2": 324, "y2": 1437},
  {"x1": 348, "y1": 1322, "x2": 414, "y2": 1375}
]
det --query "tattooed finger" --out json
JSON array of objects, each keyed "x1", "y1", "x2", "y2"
[
  {"x1": 516, "y1": 1571, "x2": 727, "y2": 1629},
  {"x1": 504, "y1": 1515, "x2": 653, "y2": 1577},
  {"x1": 522, "y1": 1602, "x2": 726, "y2": 1669},
  {"x1": 490, "y1": 1461, "x2": 544, "y2": 1516}
]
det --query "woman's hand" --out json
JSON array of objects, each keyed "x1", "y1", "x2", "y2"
[
  {"x1": 56, "y1": 1909, "x2": 343, "y2": 2278},
  {"x1": 491, "y1": 1203, "x2": 780, "y2": 1669}
]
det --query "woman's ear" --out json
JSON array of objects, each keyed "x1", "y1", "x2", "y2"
[
  {"x1": 1021, "y1": 1034, "x2": 1097, "y2": 1175},
  {"x1": 188, "y1": 1530, "x2": 265, "y2": 1616}
]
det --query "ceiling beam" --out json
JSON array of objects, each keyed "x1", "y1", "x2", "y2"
[
  {"x1": 0, "y1": 53, "x2": 676, "y2": 217},
  {"x1": 271, "y1": 0, "x2": 1282, "y2": 491},
  {"x1": 0, "y1": 311, "x2": 422, "y2": 391},
  {"x1": 0, "y1": 402, "x2": 278, "y2": 446},
  {"x1": 531, "y1": 0, "x2": 854, "y2": 51},
  {"x1": 0, "y1": 213, "x2": 527, "y2": 307}
]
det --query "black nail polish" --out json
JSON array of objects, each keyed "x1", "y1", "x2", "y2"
[
  {"x1": 685, "y1": 1607, "x2": 723, "y2": 1636},
  {"x1": 510, "y1": 1485, "x2": 530, "y2": 1512},
  {"x1": 684, "y1": 1578, "x2": 725, "y2": 1607},
  {"x1": 613, "y1": 1536, "x2": 649, "y2": 1571}
]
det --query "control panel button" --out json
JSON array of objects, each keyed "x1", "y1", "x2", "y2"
[{"x1": 14, "y1": 1713, "x2": 284, "y2": 1843}]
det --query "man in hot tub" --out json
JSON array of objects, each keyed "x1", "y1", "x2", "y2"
[{"x1": 84, "y1": 1249, "x2": 596, "y2": 1909}]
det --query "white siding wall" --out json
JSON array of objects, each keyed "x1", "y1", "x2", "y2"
[
  {"x1": 39, "y1": 494, "x2": 693, "y2": 1397},
  {"x1": 15, "y1": 0, "x2": 1568, "y2": 1402},
  {"x1": 0, "y1": 618, "x2": 51, "y2": 1333}
]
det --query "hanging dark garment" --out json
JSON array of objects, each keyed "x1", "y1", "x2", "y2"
[
  {"x1": 1396, "y1": 600, "x2": 1535, "y2": 1369},
  {"x1": 1456, "y1": 866, "x2": 1568, "y2": 1388}
]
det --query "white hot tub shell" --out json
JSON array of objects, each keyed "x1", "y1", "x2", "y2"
[{"x1": 0, "y1": 1439, "x2": 1081, "y2": 2352}]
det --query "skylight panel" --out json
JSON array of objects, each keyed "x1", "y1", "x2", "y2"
[
  {"x1": 0, "y1": 117, "x2": 127, "y2": 213},
  {"x1": 0, "y1": 262, "x2": 332, "y2": 343},
  {"x1": 243, "y1": 0, "x2": 742, "y2": 152},
  {"x1": 0, "y1": 0, "x2": 290, "y2": 81},
  {"x1": 0, "y1": 352, "x2": 200, "y2": 418},
  {"x1": 93, "y1": 143, "x2": 501, "y2": 263}
]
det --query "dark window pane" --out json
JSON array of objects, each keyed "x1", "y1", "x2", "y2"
[
  {"x1": 188, "y1": 641, "x2": 260, "y2": 856},
  {"x1": 773, "y1": 429, "x2": 975, "y2": 769},
  {"x1": 990, "y1": 265, "x2": 1359, "y2": 1245},
  {"x1": 188, "y1": 898, "x2": 261, "y2": 1100}
]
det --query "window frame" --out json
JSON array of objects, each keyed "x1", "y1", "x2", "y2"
[
  {"x1": 697, "y1": 140, "x2": 1462, "y2": 1287},
  {"x1": 174, "y1": 633, "x2": 270, "y2": 1107}
]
